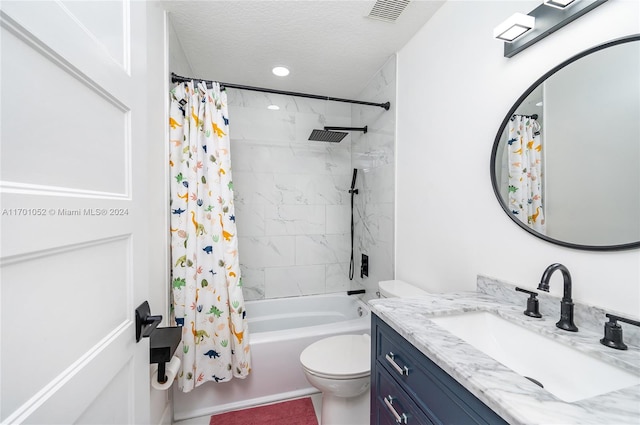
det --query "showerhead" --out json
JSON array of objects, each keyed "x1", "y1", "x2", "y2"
[{"x1": 307, "y1": 126, "x2": 368, "y2": 143}]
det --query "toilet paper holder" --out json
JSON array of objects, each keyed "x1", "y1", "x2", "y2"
[
  {"x1": 150, "y1": 326, "x2": 181, "y2": 383},
  {"x1": 135, "y1": 301, "x2": 182, "y2": 384}
]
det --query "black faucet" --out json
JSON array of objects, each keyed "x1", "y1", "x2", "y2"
[
  {"x1": 537, "y1": 263, "x2": 578, "y2": 332},
  {"x1": 515, "y1": 287, "x2": 542, "y2": 318},
  {"x1": 600, "y1": 313, "x2": 640, "y2": 350}
]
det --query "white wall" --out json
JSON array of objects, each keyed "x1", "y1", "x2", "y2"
[
  {"x1": 396, "y1": 0, "x2": 640, "y2": 315},
  {"x1": 168, "y1": 16, "x2": 194, "y2": 77},
  {"x1": 544, "y1": 42, "x2": 640, "y2": 245},
  {"x1": 147, "y1": 4, "x2": 172, "y2": 425}
]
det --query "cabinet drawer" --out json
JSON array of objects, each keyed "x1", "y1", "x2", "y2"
[
  {"x1": 375, "y1": 367, "x2": 434, "y2": 425},
  {"x1": 373, "y1": 315, "x2": 507, "y2": 425}
]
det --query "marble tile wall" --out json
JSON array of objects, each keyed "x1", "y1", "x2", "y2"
[
  {"x1": 351, "y1": 55, "x2": 397, "y2": 301},
  {"x1": 226, "y1": 89, "x2": 353, "y2": 300}
]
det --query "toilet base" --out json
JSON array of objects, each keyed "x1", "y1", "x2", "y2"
[{"x1": 320, "y1": 388, "x2": 370, "y2": 425}]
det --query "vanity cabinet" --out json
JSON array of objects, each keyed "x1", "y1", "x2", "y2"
[{"x1": 371, "y1": 314, "x2": 508, "y2": 425}]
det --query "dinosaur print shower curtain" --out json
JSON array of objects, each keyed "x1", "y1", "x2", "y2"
[
  {"x1": 169, "y1": 81, "x2": 250, "y2": 392},
  {"x1": 506, "y1": 115, "x2": 545, "y2": 234}
]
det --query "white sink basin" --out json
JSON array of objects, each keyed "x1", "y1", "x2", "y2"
[{"x1": 430, "y1": 311, "x2": 640, "y2": 402}]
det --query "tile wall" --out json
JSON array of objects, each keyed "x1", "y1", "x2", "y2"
[
  {"x1": 227, "y1": 55, "x2": 396, "y2": 301},
  {"x1": 352, "y1": 56, "x2": 397, "y2": 300},
  {"x1": 226, "y1": 90, "x2": 354, "y2": 300}
]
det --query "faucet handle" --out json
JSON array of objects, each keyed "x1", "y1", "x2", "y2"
[
  {"x1": 600, "y1": 313, "x2": 640, "y2": 351},
  {"x1": 515, "y1": 287, "x2": 542, "y2": 318}
]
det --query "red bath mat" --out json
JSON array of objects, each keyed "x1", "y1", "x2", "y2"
[{"x1": 209, "y1": 397, "x2": 318, "y2": 425}]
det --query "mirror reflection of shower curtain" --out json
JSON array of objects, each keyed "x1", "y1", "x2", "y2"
[{"x1": 506, "y1": 115, "x2": 545, "y2": 234}]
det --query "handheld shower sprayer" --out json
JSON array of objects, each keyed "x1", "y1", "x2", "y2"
[
  {"x1": 349, "y1": 168, "x2": 358, "y2": 280},
  {"x1": 349, "y1": 169, "x2": 358, "y2": 195}
]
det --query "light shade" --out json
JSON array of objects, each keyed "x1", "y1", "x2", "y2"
[
  {"x1": 493, "y1": 13, "x2": 535, "y2": 42},
  {"x1": 544, "y1": 0, "x2": 578, "y2": 9},
  {"x1": 272, "y1": 66, "x2": 290, "y2": 77}
]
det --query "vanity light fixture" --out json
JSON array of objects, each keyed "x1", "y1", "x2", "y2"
[
  {"x1": 543, "y1": 0, "x2": 578, "y2": 9},
  {"x1": 493, "y1": 13, "x2": 535, "y2": 43},
  {"x1": 272, "y1": 66, "x2": 290, "y2": 77},
  {"x1": 500, "y1": 0, "x2": 608, "y2": 57}
]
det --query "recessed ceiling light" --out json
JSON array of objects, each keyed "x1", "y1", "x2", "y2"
[
  {"x1": 267, "y1": 104, "x2": 280, "y2": 110},
  {"x1": 272, "y1": 66, "x2": 290, "y2": 77}
]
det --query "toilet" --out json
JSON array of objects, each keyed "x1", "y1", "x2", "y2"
[
  {"x1": 299, "y1": 280, "x2": 429, "y2": 425},
  {"x1": 378, "y1": 279, "x2": 430, "y2": 298},
  {"x1": 300, "y1": 334, "x2": 371, "y2": 425}
]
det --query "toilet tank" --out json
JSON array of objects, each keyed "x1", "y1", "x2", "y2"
[{"x1": 378, "y1": 280, "x2": 430, "y2": 298}]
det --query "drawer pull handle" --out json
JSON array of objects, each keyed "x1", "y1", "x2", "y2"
[
  {"x1": 384, "y1": 395, "x2": 408, "y2": 424},
  {"x1": 385, "y1": 352, "x2": 410, "y2": 376}
]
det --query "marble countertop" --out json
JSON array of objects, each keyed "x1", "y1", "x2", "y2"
[{"x1": 368, "y1": 286, "x2": 640, "y2": 425}]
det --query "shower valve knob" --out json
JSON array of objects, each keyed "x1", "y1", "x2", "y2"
[{"x1": 361, "y1": 254, "x2": 368, "y2": 278}]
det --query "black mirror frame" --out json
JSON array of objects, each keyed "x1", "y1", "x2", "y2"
[{"x1": 490, "y1": 34, "x2": 640, "y2": 251}]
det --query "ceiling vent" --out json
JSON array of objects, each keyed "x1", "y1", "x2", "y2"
[{"x1": 366, "y1": 0, "x2": 411, "y2": 23}]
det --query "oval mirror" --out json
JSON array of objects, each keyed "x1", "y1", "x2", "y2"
[{"x1": 491, "y1": 35, "x2": 640, "y2": 251}]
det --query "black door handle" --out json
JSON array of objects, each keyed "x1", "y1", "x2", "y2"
[{"x1": 135, "y1": 301, "x2": 162, "y2": 342}]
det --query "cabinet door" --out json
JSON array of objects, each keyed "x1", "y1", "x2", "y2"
[{"x1": 374, "y1": 366, "x2": 434, "y2": 425}]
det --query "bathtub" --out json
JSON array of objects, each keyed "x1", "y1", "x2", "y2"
[{"x1": 172, "y1": 293, "x2": 371, "y2": 421}]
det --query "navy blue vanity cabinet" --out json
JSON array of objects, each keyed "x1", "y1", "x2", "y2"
[
  {"x1": 373, "y1": 365, "x2": 434, "y2": 425},
  {"x1": 371, "y1": 314, "x2": 508, "y2": 425}
]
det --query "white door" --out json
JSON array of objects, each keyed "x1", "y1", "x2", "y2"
[{"x1": 1, "y1": 1, "x2": 154, "y2": 423}]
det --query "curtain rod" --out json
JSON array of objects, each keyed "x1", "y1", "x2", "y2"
[
  {"x1": 171, "y1": 73, "x2": 390, "y2": 111},
  {"x1": 512, "y1": 113, "x2": 539, "y2": 120}
]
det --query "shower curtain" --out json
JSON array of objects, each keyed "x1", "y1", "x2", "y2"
[
  {"x1": 169, "y1": 81, "x2": 250, "y2": 392},
  {"x1": 506, "y1": 115, "x2": 545, "y2": 233}
]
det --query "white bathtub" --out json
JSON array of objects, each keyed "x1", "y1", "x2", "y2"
[{"x1": 172, "y1": 293, "x2": 371, "y2": 421}]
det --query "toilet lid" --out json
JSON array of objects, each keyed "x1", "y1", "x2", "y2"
[
  {"x1": 379, "y1": 280, "x2": 430, "y2": 298},
  {"x1": 300, "y1": 334, "x2": 370, "y2": 378}
]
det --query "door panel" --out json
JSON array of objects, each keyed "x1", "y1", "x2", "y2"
[
  {"x1": 1, "y1": 236, "x2": 131, "y2": 414},
  {"x1": 1, "y1": 21, "x2": 129, "y2": 194},
  {"x1": 75, "y1": 362, "x2": 133, "y2": 425},
  {"x1": 59, "y1": 0, "x2": 128, "y2": 69},
  {"x1": 0, "y1": 1, "x2": 151, "y2": 423}
]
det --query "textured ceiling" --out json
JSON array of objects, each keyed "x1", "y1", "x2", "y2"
[{"x1": 163, "y1": 0, "x2": 444, "y2": 99}]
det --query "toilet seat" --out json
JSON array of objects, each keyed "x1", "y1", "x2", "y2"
[{"x1": 300, "y1": 334, "x2": 370, "y2": 380}]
